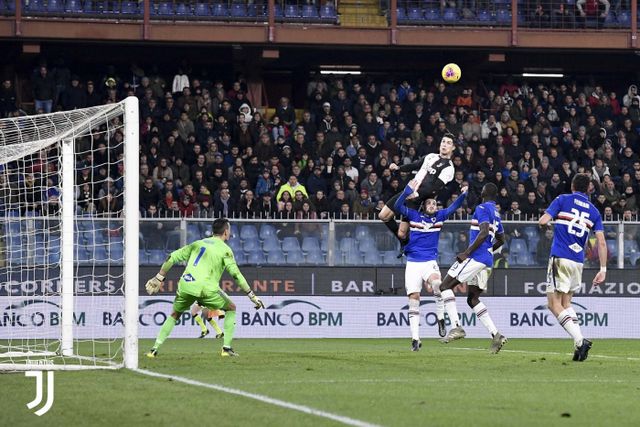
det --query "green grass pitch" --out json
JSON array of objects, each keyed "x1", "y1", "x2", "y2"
[{"x1": 2, "y1": 338, "x2": 640, "y2": 427}]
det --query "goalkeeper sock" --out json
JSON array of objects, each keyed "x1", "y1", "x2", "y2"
[
  {"x1": 153, "y1": 316, "x2": 177, "y2": 349},
  {"x1": 408, "y1": 298, "x2": 420, "y2": 341},
  {"x1": 194, "y1": 314, "x2": 207, "y2": 333},
  {"x1": 441, "y1": 289, "x2": 460, "y2": 328},
  {"x1": 223, "y1": 310, "x2": 237, "y2": 348},
  {"x1": 557, "y1": 308, "x2": 583, "y2": 347},
  {"x1": 209, "y1": 318, "x2": 223, "y2": 335}
]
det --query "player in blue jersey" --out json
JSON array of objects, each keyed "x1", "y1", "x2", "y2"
[
  {"x1": 439, "y1": 183, "x2": 508, "y2": 354},
  {"x1": 394, "y1": 180, "x2": 468, "y2": 350},
  {"x1": 538, "y1": 173, "x2": 607, "y2": 362}
]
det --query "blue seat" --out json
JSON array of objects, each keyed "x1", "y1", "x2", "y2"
[
  {"x1": 47, "y1": 0, "x2": 64, "y2": 12},
  {"x1": 302, "y1": 236, "x2": 320, "y2": 253},
  {"x1": 442, "y1": 7, "x2": 456, "y2": 22},
  {"x1": 187, "y1": 223, "x2": 201, "y2": 242},
  {"x1": 165, "y1": 230, "x2": 181, "y2": 251},
  {"x1": 84, "y1": 230, "x2": 105, "y2": 245},
  {"x1": 424, "y1": 8, "x2": 439, "y2": 22},
  {"x1": 156, "y1": 1, "x2": 173, "y2": 15},
  {"x1": 194, "y1": 2, "x2": 210, "y2": 16},
  {"x1": 82, "y1": 0, "x2": 93, "y2": 12},
  {"x1": 301, "y1": 4, "x2": 318, "y2": 19},
  {"x1": 234, "y1": 251, "x2": 247, "y2": 265},
  {"x1": 247, "y1": 251, "x2": 266, "y2": 265},
  {"x1": 64, "y1": 0, "x2": 82, "y2": 13},
  {"x1": 477, "y1": 9, "x2": 491, "y2": 22},
  {"x1": 358, "y1": 237, "x2": 376, "y2": 254},
  {"x1": 148, "y1": 249, "x2": 166, "y2": 265},
  {"x1": 284, "y1": 4, "x2": 299, "y2": 18},
  {"x1": 354, "y1": 225, "x2": 369, "y2": 241},
  {"x1": 286, "y1": 250, "x2": 305, "y2": 265},
  {"x1": 438, "y1": 250, "x2": 456, "y2": 266},
  {"x1": 240, "y1": 225, "x2": 258, "y2": 241},
  {"x1": 382, "y1": 251, "x2": 402, "y2": 266},
  {"x1": 259, "y1": 224, "x2": 277, "y2": 240},
  {"x1": 93, "y1": 246, "x2": 110, "y2": 264},
  {"x1": 319, "y1": 4, "x2": 336, "y2": 19},
  {"x1": 339, "y1": 237, "x2": 358, "y2": 253},
  {"x1": 266, "y1": 249, "x2": 285, "y2": 265},
  {"x1": 624, "y1": 240, "x2": 640, "y2": 265},
  {"x1": 343, "y1": 251, "x2": 362, "y2": 265},
  {"x1": 606, "y1": 240, "x2": 618, "y2": 257},
  {"x1": 396, "y1": 7, "x2": 407, "y2": 21},
  {"x1": 211, "y1": 3, "x2": 227, "y2": 16},
  {"x1": 139, "y1": 250, "x2": 151, "y2": 265},
  {"x1": 26, "y1": 0, "x2": 44, "y2": 12},
  {"x1": 496, "y1": 8, "x2": 511, "y2": 24},
  {"x1": 230, "y1": 3, "x2": 246, "y2": 17},
  {"x1": 228, "y1": 238, "x2": 242, "y2": 253},
  {"x1": 76, "y1": 248, "x2": 91, "y2": 265},
  {"x1": 243, "y1": 239, "x2": 261, "y2": 252},
  {"x1": 407, "y1": 7, "x2": 422, "y2": 21},
  {"x1": 109, "y1": 243, "x2": 124, "y2": 261},
  {"x1": 121, "y1": 0, "x2": 137, "y2": 14},
  {"x1": 175, "y1": 3, "x2": 190, "y2": 15},
  {"x1": 282, "y1": 237, "x2": 301, "y2": 253},
  {"x1": 363, "y1": 251, "x2": 381, "y2": 266},
  {"x1": 305, "y1": 248, "x2": 324, "y2": 265},
  {"x1": 273, "y1": 4, "x2": 282, "y2": 17},
  {"x1": 509, "y1": 238, "x2": 528, "y2": 258},
  {"x1": 618, "y1": 11, "x2": 630, "y2": 26},
  {"x1": 262, "y1": 236, "x2": 281, "y2": 252}
]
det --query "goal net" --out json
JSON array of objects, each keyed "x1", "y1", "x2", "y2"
[{"x1": 0, "y1": 97, "x2": 139, "y2": 371}]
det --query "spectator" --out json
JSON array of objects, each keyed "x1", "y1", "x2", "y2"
[
  {"x1": 32, "y1": 66, "x2": 56, "y2": 113},
  {"x1": 277, "y1": 175, "x2": 308, "y2": 201}
]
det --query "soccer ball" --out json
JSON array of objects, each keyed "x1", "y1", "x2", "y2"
[{"x1": 442, "y1": 63, "x2": 461, "y2": 83}]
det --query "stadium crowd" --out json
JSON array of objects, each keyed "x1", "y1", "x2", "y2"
[{"x1": 1, "y1": 64, "x2": 640, "y2": 224}]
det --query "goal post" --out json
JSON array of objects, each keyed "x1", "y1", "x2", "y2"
[{"x1": 0, "y1": 97, "x2": 139, "y2": 371}]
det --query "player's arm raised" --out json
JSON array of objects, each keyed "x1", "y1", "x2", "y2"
[
  {"x1": 223, "y1": 252, "x2": 265, "y2": 309},
  {"x1": 458, "y1": 222, "x2": 490, "y2": 263},
  {"x1": 393, "y1": 180, "x2": 419, "y2": 217},
  {"x1": 440, "y1": 186, "x2": 468, "y2": 219}
]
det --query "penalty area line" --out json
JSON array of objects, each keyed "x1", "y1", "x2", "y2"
[{"x1": 134, "y1": 368, "x2": 383, "y2": 427}]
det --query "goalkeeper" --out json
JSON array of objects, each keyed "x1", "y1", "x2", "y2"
[{"x1": 145, "y1": 218, "x2": 265, "y2": 358}]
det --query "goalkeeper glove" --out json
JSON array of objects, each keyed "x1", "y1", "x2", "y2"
[
  {"x1": 145, "y1": 273, "x2": 165, "y2": 295},
  {"x1": 246, "y1": 291, "x2": 265, "y2": 310}
]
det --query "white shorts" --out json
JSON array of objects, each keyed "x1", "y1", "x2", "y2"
[
  {"x1": 447, "y1": 258, "x2": 491, "y2": 291},
  {"x1": 546, "y1": 257, "x2": 583, "y2": 294},
  {"x1": 405, "y1": 260, "x2": 440, "y2": 295}
]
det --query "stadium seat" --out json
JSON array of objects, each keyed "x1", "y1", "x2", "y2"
[
  {"x1": 339, "y1": 237, "x2": 358, "y2": 254},
  {"x1": 496, "y1": 8, "x2": 511, "y2": 24},
  {"x1": 302, "y1": 236, "x2": 320, "y2": 253},
  {"x1": 230, "y1": 3, "x2": 246, "y2": 17},
  {"x1": 175, "y1": 3, "x2": 190, "y2": 16},
  {"x1": 245, "y1": 3, "x2": 258, "y2": 17},
  {"x1": 305, "y1": 248, "x2": 324, "y2": 264},
  {"x1": 109, "y1": 243, "x2": 124, "y2": 261},
  {"x1": 273, "y1": 4, "x2": 283, "y2": 18},
  {"x1": 211, "y1": 3, "x2": 228, "y2": 17},
  {"x1": 64, "y1": 0, "x2": 83, "y2": 13},
  {"x1": 424, "y1": 8, "x2": 440, "y2": 22},
  {"x1": 282, "y1": 236, "x2": 301, "y2": 253},
  {"x1": 438, "y1": 250, "x2": 456, "y2": 267},
  {"x1": 246, "y1": 251, "x2": 266, "y2": 265},
  {"x1": 606, "y1": 240, "x2": 618, "y2": 257},
  {"x1": 266, "y1": 249, "x2": 286, "y2": 265},
  {"x1": 617, "y1": 11, "x2": 630, "y2": 26},
  {"x1": 262, "y1": 236, "x2": 281, "y2": 253},
  {"x1": 93, "y1": 246, "x2": 110, "y2": 264},
  {"x1": 354, "y1": 225, "x2": 369, "y2": 241},
  {"x1": 148, "y1": 249, "x2": 166, "y2": 265},
  {"x1": 363, "y1": 251, "x2": 381, "y2": 266},
  {"x1": 477, "y1": 9, "x2": 491, "y2": 22},
  {"x1": 301, "y1": 4, "x2": 318, "y2": 19},
  {"x1": 442, "y1": 7, "x2": 456, "y2": 22},
  {"x1": 319, "y1": 4, "x2": 336, "y2": 20},
  {"x1": 156, "y1": 1, "x2": 173, "y2": 15},
  {"x1": 242, "y1": 239, "x2": 261, "y2": 253},
  {"x1": 439, "y1": 232, "x2": 454, "y2": 252},
  {"x1": 358, "y1": 237, "x2": 376, "y2": 254},
  {"x1": 284, "y1": 4, "x2": 299, "y2": 18},
  {"x1": 26, "y1": 0, "x2": 44, "y2": 12},
  {"x1": 382, "y1": 251, "x2": 402, "y2": 266},
  {"x1": 396, "y1": 7, "x2": 407, "y2": 21},
  {"x1": 187, "y1": 224, "x2": 201, "y2": 242},
  {"x1": 240, "y1": 225, "x2": 258, "y2": 241},
  {"x1": 407, "y1": 7, "x2": 423, "y2": 21},
  {"x1": 286, "y1": 249, "x2": 305, "y2": 265},
  {"x1": 165, "y1": 230, "x2": 181, "y2": 251},
  {"x1": 259, "y1": 224, "x2": 277, "y2": 241},
  {"x1": 624, "y1": 240, "x2": 640, "y2": 265},
  {"x1": 120, "y1": 1, "x2": 138, "y2": 14},
  {"x1": 343, "y1": 251, "x2": 363, "y2": 265},
  {"x1": 234, "y1": 251, "x2": 247, "y2": 265},
  {"x1": 47, "y1": 0, "x2": 64, "y2": 13},
  {"x1": 509, "y1": 238, "x2": 528, "y2": 259},
  {"x1": 227, "y1": 238, "x2": 242, "y2": 253},
  {"x1": 84, "y1": 230, "x2": 105, "y2": 245},
  {"x1": 194, "y1": 2, "x2": 211, "y2": 16}
]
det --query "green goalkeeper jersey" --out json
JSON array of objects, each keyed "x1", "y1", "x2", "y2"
[{"x1": 168, "y1": 237, "x2": 249, "y2": 297}]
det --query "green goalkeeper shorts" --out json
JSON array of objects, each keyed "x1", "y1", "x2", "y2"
[{"x1": 173, "y1": 289, "x2": 232, "y2": 314}]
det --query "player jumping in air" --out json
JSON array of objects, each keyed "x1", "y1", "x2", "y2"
[
  {"x1": 379, "y1": 134, "x2": 456, "y2": 255},
  {"x1": 439, "y1": 183, "x2": 508, "y2": 354},
  {"x1": 538, "y1": 173, "x2": 606, "y2": 362},
  {"x1": 191, "y1": 303, "x2": 225, "y2": 339},
  {"x1": 145, "y1": 218, "x2": 265, "y2": 358},
  {"x1": 394, "y1": 180, "x2": 468, "y2": 350}
]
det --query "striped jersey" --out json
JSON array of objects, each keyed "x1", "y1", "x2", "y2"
[
  {"x1": 469, "y1": 201, "x2": 504, "y2": 266},
  {"x1": 394, "y1": 185, "x2": 467, "y2": 262},
  {"x1": 545, "y1": 192, "x2": 603, "y2": 263}
]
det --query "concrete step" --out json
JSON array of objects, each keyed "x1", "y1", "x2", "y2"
[
  {"x1": 339, "y1": 13, "x2": 388, "y2": 27},
  {"x1": 338, "y1": 6, "x2": 381, "y2": 14}
]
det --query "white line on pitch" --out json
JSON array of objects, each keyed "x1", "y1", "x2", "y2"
[
  {"x1": 134, "y1": 368, "x2": 383, "y2": 427},
  {"x1": 450, "y1": 346, "x2": 640, "y2": 361},
  {"x1": 232, "y1": 378, "x2": 632, "y2": 385}
]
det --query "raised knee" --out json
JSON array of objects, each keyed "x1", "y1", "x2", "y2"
[{"x1": 431, "y1": 279, "x2": 442, "y2": 295}]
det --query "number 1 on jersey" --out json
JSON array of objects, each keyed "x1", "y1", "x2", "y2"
[{"x1": 193, "y1": 247, "x2": 206, "y2": 266}]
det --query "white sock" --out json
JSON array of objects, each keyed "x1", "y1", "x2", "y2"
[
  {"x1": 441, "y1": 289, "x2": 460, "y2": 328},
  {"x1": 408, "y1": 299, "x2": 420, "y2": 341},
  {"x1": 473, "y1": 302, "x2": 498, "y2": 336},
  {"x1": 557, "y1": 308, "x2": 583, "y2": 347},
  {"x1": 431, "y1": 280, "x2": 445, "y2": 320},
  {"x1": 566, "y1": 306, "x2": 578, "y2": 324}
]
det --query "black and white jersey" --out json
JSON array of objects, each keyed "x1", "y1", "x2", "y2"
[{"x1": 399, "y1": 153, "x2": 455, "y2": 199}]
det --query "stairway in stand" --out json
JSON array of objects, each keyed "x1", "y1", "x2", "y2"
[{"x1": 338, "y1": 0, "x2": 388, "y2": 27}]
